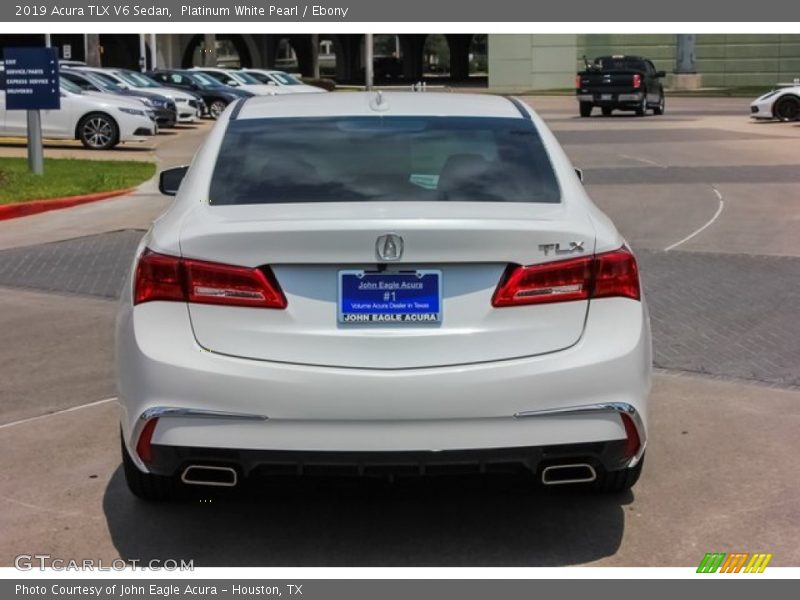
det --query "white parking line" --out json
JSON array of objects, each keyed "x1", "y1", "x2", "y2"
[
  {"x1": 664, "y1": 186, "x2": 725, "y2": 252},
  {"x1": 619, "y1": 153, "x2": 667, "y2": 168},
  {"x1": 0, "y1": 397, "x2": 117, "y2": 431}
]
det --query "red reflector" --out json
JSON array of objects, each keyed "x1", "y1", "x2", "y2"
[
  {"x1": 621, "y1": 413, "x2": 641, "y2": 459},
  {"x1": 136, "y1": 418, "x2": 158, "y2": 465},
  {"x1": 632, "y1": 74, "x2": 642, "y2": 89},
  {"x1": 133, "y1": 249, "x2": 287, "y2": 309},
  {"x1": 492, "y1": 247, "x2": 640, "y2": 307}
]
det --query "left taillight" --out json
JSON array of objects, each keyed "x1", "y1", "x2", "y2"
[
  {"x1": 133, "y1": 248, "x2": 287, "y2": 309},
  {"x1": 492, "y1": 247, "x2": 640, "y2": 307}
]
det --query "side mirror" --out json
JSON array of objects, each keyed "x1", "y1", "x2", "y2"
[
  {"x1": 159, "y1": 165, "x2": 189, "y2": 196},
  {"x1": 267, "y1": 81, "x2": 277, "y2": 86},
  {"x1": 655, "y1": 70, "x2": 666, "y2": 78},
  {"x1": 228, "y1": 80, "x2": 240, "y2": 86},
  {"x1": 575, "y1": 168, "x2": 584, "y2": 183}
]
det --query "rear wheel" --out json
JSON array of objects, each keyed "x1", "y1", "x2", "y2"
[
  {"x1": 208, "y1": 99, "x2": 228, "y2": 120},
  {"x1": 579, "y1": 102, "x2": 593, "y2": 117},
  {"x1": 594, "y1": 455, "x2": 644, "y2": 493},
  {"x1": 601, "y1": 107, "x2": 613, "y2": 116},
  {"x1": 121, "y1": 433, "x2": 179, "y2": 501},
  {"x1": 774, "y1": 96, "x2": 800, "y2": 121},
  {"x1": 78, "y1": 112, "x2": 119, "y2": 150},
  {"x1": 653, "y1": 94, "x2": 665, "y2": 116},
  {"x1": 635, "y1": 95, "x2": 647, "y2": 117}
]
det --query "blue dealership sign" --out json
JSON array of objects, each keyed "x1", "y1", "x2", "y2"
[{"x1": 3, "y1": 47, "x2": 60, "y2": 110}]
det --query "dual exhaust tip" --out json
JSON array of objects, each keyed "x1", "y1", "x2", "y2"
[
  {"x1": 180, "y1": 462, "x2": 597, "y2": 487},
  {"x1": 540, "y1": 463, "x2": 597, "y2": 486}
]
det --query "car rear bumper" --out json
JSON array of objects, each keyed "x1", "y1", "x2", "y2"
[
  {"x1": 146, "y1": 438, "x2": 636, "y2": 479},
  {"x1": 117, "y1": 296, "x2": 651, "y2": 473},
  {"x1": 577, "y1": 92, "x2": 644, "y2": 107}
]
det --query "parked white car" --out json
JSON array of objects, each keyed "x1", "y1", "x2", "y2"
[
  {"x1": 189, "y1": 67, "x2": 290, "y2": 96},
  {"x1": 75, "y1": 66, "x2": 202, "y2": 123},
  {"x1": 117, "y1": 93, "x2": 651, "y2": 500},
  {"x1": 242, "y1": 69, "x2": 327, "y2": 93},
  {"x1": 0, "y1": 76, "x2": 156, "y2": 149},
  {"x1": 750, "y1": 85, "x2": 800, "y2": 121}
]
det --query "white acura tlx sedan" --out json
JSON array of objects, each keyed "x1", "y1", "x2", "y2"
[{"x1": 116, "y1": 92, "x2": 651, "y2": 500}]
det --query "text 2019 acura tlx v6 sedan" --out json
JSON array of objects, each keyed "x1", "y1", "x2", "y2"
[{"x1": 116, "y1": 92, "x2": 651, "y2": 500}]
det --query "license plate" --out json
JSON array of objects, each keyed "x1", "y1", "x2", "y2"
[
  {"x1": 601, "y1": 94, "x2": 613, "y2": 101},
  {"x1": 338, "y1": 270, "x2": 442, "y2": 324}
]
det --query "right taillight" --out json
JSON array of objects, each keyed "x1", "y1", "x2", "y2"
[
  {"x1": 491, "y1": 247, "x2": 640, "y2": 307},
  {"x1": 133, "y1": 248, "x2": 287, "y2": 309},
  {"x1": 632, "y1": 73, "x2": 642, "y2": 89}
]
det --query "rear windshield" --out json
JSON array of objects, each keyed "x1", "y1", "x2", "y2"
[
  {"x1": 594, "y1": 57, "x2": 646, "y2": 72},
  {"x1": 209, "y1": 116, "x2": 561, "y2": 205}
]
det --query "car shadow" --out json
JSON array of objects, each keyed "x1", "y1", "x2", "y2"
[{"x1": 103, "y1": 465, "x2": 631, "y2": 566}]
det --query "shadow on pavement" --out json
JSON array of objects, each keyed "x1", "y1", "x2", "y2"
[{"x1": 103, "y1": 465, "x2": 631, "y2": 566}]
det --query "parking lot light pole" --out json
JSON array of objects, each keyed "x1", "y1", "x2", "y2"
[
  {"x1": 365, "y1": 33, "x2": 374, "y2": 90},
  {"x1": 150, "y1": 33, "x2": 158, "y2": 70},
  {"x1": 139, "y1": 33, "x2": 147, "y2": 72}
]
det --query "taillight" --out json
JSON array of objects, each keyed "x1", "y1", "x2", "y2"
[
  {"x1": 491, "y1": 247, "x2": 640, "y2": 307},
  {"x1": 575, "y1": 75, "x2": 582, "y2": 89},
  {"x1": 632, "y1": 74, "x2": 642, "y2": 89},
  {"x1": 133, "y1": 249, "x2": 287, "y2": 308}
]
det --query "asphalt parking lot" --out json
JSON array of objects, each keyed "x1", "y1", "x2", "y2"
[{"x1": 0, "y1": 96, "x2": 798, "y2": 567}]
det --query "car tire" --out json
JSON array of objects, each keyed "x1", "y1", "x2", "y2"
[
  {"x1": 635, "y1": 95, "x2": 647, "y2": 117},
  {"x1": 77, "y1": 112, "x2": 119, "y2": 150},
  {"x1": 653, "y1": 94, "x2": 665, "y2": 116},
  {"x1": 579, "y1": 102, "x2": 593, "y2": 117},
  {"x1": 208, "y1": 99, "x2": 228, "y2": 120},
  {"x1": 594, "y1": 455, "x2": 644, "y2": 493},
  {"x1": 774, "y1": 95, "x2": 800, "y2": 121},
  {"x1": 121, "y1": 433, "x2": 180, "y2": 501},
  {"x1": 601, "y1": 107, "x2": 613, "y2": 116}
]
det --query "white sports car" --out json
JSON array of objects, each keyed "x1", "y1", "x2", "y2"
[
  {"x1": 116, "y1": 92, "x2": 651, "y2": 500},
  {"x1": 750, "y1": 85, "x2": 800, "y2": 121}
]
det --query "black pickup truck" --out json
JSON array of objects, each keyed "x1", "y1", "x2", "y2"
[{"x1": 576, "y1": 55, "x2": 666, "y2": 117}]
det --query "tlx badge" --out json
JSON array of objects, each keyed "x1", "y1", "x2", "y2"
[{"x1": 538, "y1": 241, "x2": 586, "y2": 256}]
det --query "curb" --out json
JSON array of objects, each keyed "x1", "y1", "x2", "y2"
[{"x1": 0, "y1": 188, "x2": 136, "y2": 222}]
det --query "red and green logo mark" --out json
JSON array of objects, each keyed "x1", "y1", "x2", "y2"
[{"x1": 697, "y1": 553, "x2": 773, "y2": 573}]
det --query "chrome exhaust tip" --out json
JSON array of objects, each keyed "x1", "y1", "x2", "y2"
[
  {"x1": 181, "y1": 465, "x2": 238, "y2": 487},
  {"x1": 541, "y1": 463, "x2": 597, "y2": 485}
]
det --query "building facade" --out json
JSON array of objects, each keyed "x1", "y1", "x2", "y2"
[{"x1": 489, "y1": 34, "x2": 800, "y2": 91}]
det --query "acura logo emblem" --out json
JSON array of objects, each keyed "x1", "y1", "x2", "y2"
[{"x1": 376, "y1": 234, "x2": 403, "y2": 261}]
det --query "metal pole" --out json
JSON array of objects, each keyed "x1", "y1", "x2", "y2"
[
  {"x1": 150, "y1": 33, "x2": 158, "y2": 70},
  {"x1": 311, "y1": 34, "x2": 320, "y2": 80},
  {"x1": 83, "y1": 34, "x2": 89, "y2": 63},
  {"x1": 675, "y1": 34, "x2": 696, "y2": 74},
  {"x1": 365, "y1": 33, "x2": 374, "y2": 90},
  {"x1": 139, "y1": 33, "x2": 147, "y2": 72},
  {"x1": 27, "y1": 110, "x2": 44, "y2": 175}
]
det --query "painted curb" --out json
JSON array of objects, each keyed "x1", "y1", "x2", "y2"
[{"x1": 0, "y1": 187, "x2": 135, "y2": 221}]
